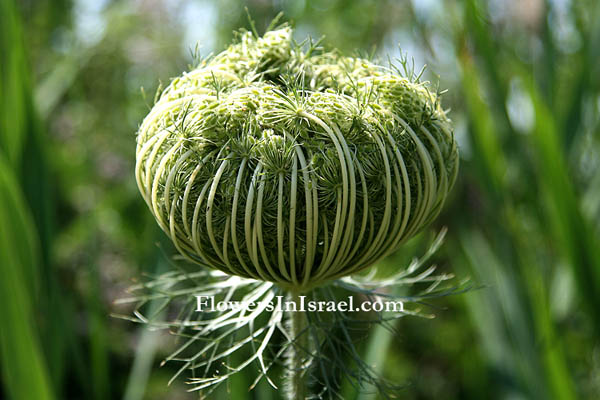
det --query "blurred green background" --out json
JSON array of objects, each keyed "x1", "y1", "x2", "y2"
[{"x1": 2, "y1": 0, "x2": 600, "y2": 398}]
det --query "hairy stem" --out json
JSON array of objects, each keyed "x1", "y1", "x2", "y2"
[{"x1": 286, "y1": 291, "x2": 310, "y2": 400}]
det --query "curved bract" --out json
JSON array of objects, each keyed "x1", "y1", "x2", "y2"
[{"x1": 135, "y1": 26, "x2": 459, "y2": 290}]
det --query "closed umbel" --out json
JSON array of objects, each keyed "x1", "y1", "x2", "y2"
[{"x1": 135, "y1": 26, "x2": 459, "y2": 290}]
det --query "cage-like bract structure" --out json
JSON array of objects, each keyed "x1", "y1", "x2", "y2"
[{"x1": 135, "y1": 26, "x2": 458, "y2": 289}]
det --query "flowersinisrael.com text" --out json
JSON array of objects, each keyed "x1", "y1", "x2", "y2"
[{"x1": 195, "y1": 295, "x2": 404, "y2": 313}]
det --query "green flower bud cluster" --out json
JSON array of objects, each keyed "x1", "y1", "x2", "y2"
[{"x1": 135, "y1": 25, "x2": 459, "y2": 290}]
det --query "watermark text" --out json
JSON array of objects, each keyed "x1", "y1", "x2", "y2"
[{"x1": 195, "y1": 295, "x2": 404, "y2": 313}]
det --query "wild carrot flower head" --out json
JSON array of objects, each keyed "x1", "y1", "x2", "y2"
[{"x1": 135, "y1": 25, "x2": 458, "y2": 290}]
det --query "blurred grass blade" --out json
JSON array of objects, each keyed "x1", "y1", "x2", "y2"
[
  {"x1": 523, "y1": 75, "x2": 600, "y2": 333},
  {"x1": 459, "y1": 230, "x2": 548, "y2": 399},
  {"x1": 0, "y1": 156, "x2": 54, "y2": 400},
  {"x1": 458, "y1": 31, "x2": 576, "y2": 399},
  {"x1": 463, "y1": 0, "x2": 511, "y2": 131},
  {"x1": 123, "y1": 319, "x2": 161, "y2": 400},
  {"x1": 560, "y1": 1, "x2": 600, "y2": 150},
  {"x1": 0, "y1": 0, "x2": 70, "y2": 394},
  {"x1": 0, "y1": 0, "x2": 29, "y2": 169},
  {"x1": 458, "y1": 49, "x2": 507, "y2": 198},
  {"x1": 123, "y1": 259, "x2": 167, "y2": 400},
  {"x1": 520, "y1": 254, "x2": 576, "y2": 400},
  {"x1": 353, "y1": 321, "x2": 395, "y2": 400}
]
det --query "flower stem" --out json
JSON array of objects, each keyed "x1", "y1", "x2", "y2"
[{"x1": 286, "y1": 290, "x2": 309, "y2": 400}]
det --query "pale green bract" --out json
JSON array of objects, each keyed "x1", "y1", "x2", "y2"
[{"x1": 135, "y1": 26, "x2": 458, "y2": 290}]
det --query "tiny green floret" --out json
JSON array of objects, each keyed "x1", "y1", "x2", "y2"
[{"x1": 135, "y1": 25, "x2": 458, "y2": 291}]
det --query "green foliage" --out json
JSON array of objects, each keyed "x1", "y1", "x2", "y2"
[
  {"x1": 3, "y1": 0, "x2": 600, "y2": 399},
  {"x1": 0, "y1": 157, "x2": 54, "y2": 400},
  {"x1": 0, "y1": 1, "x2": 55, "y2": 399}
]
